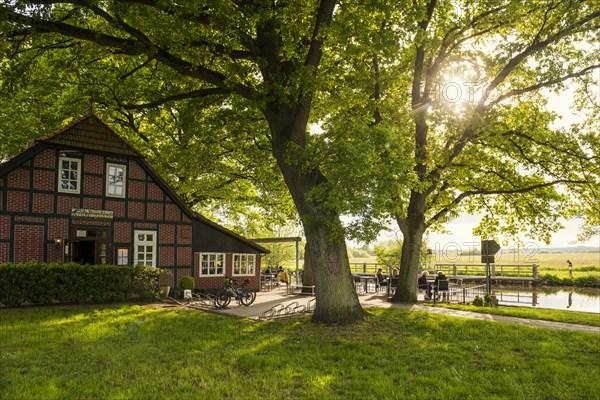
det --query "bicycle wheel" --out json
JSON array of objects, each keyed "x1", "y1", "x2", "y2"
[
  {"x1": 240, "y1": 289, "x2": 256, "y2": 306},
  {"x1": 214, "y1": 289, "x2": 231, "y2": 308}
]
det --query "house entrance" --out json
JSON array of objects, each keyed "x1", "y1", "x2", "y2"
[{"x1": 67, "y1": 227, "x2": 112, "y2": 265}]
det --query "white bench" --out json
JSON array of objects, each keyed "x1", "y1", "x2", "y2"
[{"x1": 288, "y1": 284, "x2": 315, "y2": 296}]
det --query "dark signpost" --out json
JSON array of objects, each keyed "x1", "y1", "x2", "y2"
[{"x1": 481, "y1": 239, "x2": 501, "y2": 294}]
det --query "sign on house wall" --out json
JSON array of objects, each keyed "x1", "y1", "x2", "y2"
[{"x1": 71, "y1": 208, "x2": 114, "y2": 220}]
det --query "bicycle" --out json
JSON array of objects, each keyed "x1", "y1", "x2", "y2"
[{"x1": 214, "y1": 277, "x2": 256, "y2": 308}]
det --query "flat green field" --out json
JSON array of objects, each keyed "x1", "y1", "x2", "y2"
[{"x1": 350, "y1": 250, "x2": 600, "y2": 278}]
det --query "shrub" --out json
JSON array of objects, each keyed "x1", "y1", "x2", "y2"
[
  {"x1": 0, "y1": 262, "x2": 160, "y2": 306},
  {"x1": 573, "y1": 276, "x2": 600, "y2": 288},
  {"x1": 537, "y1": 273, "x2": 600, "y2": 288},
  {"x1": 180, "y1": 276, "x2": 196, "y2": 290},
  {"x1": 472, "y1": 295, "x2": 484, "y2": 307}
]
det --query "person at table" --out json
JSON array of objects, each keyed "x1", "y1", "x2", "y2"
[
  {"x1": 392, "y1": 268, "x2": 400, "y2": 277},
  {"x1": 418, "y1": 270, "x2": 431, "y2": 299},
  {"x1": 264, "y1": 265, "x2": 273, "y2": 275},
  {"x1": 434, "y1": 271, "x2": 448, "y2": 298},
  {"x1": 277, "y1": 266, "x2": 289, "y2": 285},
  {"x1": 376, "y1": 268, "x2": 388, "y2": 288}
]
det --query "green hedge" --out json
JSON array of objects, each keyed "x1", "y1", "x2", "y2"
[
  {"x1": 538, "y1": 273, "x2": 600, "y2": 288},
  {"x1": 0, "y1": 262, "x2": 160, "y2": 307}
]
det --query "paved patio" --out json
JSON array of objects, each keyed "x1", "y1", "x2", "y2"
[{"x1": 174, "y1": 285, "x2": 600, "y2": 334}]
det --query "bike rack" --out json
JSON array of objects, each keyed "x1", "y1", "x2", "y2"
[
  {"x1": 187, "y1": 293, "x2": 216, "y2": 308},
  {"x1": 260, "y1": 299, "x2": 316, "y2": 320}
]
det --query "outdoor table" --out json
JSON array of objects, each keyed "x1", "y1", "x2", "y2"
[{"x1": 360, "y1": 275, "x2": 378, "y2": 293}]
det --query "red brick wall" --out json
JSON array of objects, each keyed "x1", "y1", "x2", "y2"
[
  {"x1": 134, "y1": 222, "x2": 157, "y2": 230},
  {"x1": 33, "y1": 170, "x2": 55, "y2": 192},
  {"x1": 114, "y1": 221, "x2": 131, "y2": 243},
  {"x1": 33, "y1": 149, "x2": 56, "y2": 169},
  {"x1": 13, "y1": 224, "x2": 44, "y2": 263},
  {"x1": 83, "y1": 197, "x2": 103, "y2": 210},
  {"x1": 0, "y1": 243, "x2": 9, "y2": 263},
  {"x1": 128, "y1": 180, "x2": 145, "y2": 199},
  {"x1": 178, "y1": 226, "x2": 192, "y2": 244},
  {"x1": 195, "y1": 253, "x2": 261, "y2": 290},
  {"x1": 0, "y1": 216, "x2": 10, "y2": 239},
  {"x1": 47, "y1": 218, "x2": 68, "y2": 240},
  {"x1": 128, "y1": 201, "x2": 145, "y2": 219},
  {"x1": 165, "y1": 203, "x2": 181, "y2": 222},
  {"x1": 47, "y1": 244, "x2": 62, "y2": 263},
  {"x1": 32, "y1": 193, "x2": 54, "y2": 214},
  {"x1": 159, "y1": 246, "x2": 174, "y2": 267},
  {"x1": 147, "y1": 182, "x2": 163, "y2": 201},
  {"x1": 147, "y1": 203, "x2": 163, "y2": 221},
  {"x1": 129, "y1": 160, "x2": 145, "y2": 180},
  {"x1": 105, "y1": 200, "x2": 125, "y2": 218},
  {"x1": 159, "y1": 224, "x2": 175, "y2": 244},
  {"x1": 1, "y1": 147, "x2": 198, "y2": 271},
  {"x1": 7, "y1": 191, "x2": 29, "y2": 213},
  {"x1": 57, "y1": 196, "x2": 81, "y2": 214},
  {"x1": 83, "y1": 175, "x2": 103, "y2": 196},
  {"x1": 84, "y1": 154, "x2": 103, "y2": 174},
  {"x1": 177, "y1": 246, "x2": 192, "y2": 266},
  {"x1": 7, "y1": 167, "x2": 30, "y2": 189}
]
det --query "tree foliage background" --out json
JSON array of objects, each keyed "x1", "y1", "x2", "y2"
[{"x1": 0, "y1": 0, "x2": 598, "y2": 312}]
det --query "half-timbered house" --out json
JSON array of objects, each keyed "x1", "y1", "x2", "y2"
[{"x1": 0, "y1": 114, "x2": 267, "y2": 291}]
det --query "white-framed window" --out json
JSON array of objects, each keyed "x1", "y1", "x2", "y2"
[
  {"x1": 106, "y1": 163, "x2": 126, "y2": 198},
  {"x1": 233, "y1": 254, "x2": 256, "y2": 276},
  {"x1": 116, "y1": 247, "x2": 129, "y2": 266},
  {"x1": 58, "y1": 156, "x2": 81, "y2": 193},
  {"x1": 198, "y1": 253, "x2": 225, "y2": 276},
  {"x1": 134, "y1": 230, "x2": 156, "y2": 267}
]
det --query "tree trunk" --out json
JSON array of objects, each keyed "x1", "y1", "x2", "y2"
[
  {"x1": 391, "y1": 191, "x2": 426, "y2": 302},
  {"x1": 301, "y1": 242, "x2": 315, "y2": 293},
  {"x1": 265, "y1": 106, "x2": 365, "y2": 323}
]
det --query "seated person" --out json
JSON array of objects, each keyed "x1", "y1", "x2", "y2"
[
  {"x1": 392, "y1": 268, "x2": 400, "y2": 277},
  {"x1": 376, "y1": 268, "x2": 388, "y2": 287},
  {"x1": 434, "y1": 271, "x2": 448, "y2": 298},
  {"x1": 418, "y1": 270, "x2": 431, "y2": 298},
  {"x1": 278, "y1": 269, "x2": 289, "y2": 285}
]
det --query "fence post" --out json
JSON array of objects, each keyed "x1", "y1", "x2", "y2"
[
  {"x1": 492, "y1": 263, "x2": 496, "y2": 277},
  {"x1": 363, "y1": 263, "x2": 367, "y2": 273},
  {"x1": 453, "y1": 263, "x2": 457, "y2": 276},
  {"x1": 532, "y1": 264, "x2": 537, "y2": 280}
]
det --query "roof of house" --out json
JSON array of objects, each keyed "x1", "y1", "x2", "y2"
[
  {"x1": 35, "y1": 113, "x2": 142, "y2": 157},
  {"x1": 193, "y1": 213, "x2": 270, "y2": 254}
]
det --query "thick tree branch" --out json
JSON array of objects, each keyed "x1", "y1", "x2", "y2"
[
  {"x1": 121, "y1": 88, "x2": 231, "y2": 110},
  {"x1": 304, "y1": 0, "x2": 336, "y2": 70},
  {"x1": 479, "y1": 8, "x2": 600, "y2": 109},
  {"x1": 1, "y1": 4, "x2": 256, "y2": 99},
  {"x1": 489, "y1": 64, "x2": 600, "y2": 106},
  {"x1": 426, "y1": 178, "x2": 588, "y2": 227}
]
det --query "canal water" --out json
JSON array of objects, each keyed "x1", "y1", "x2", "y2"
[{"x1": 493, "y1": 287, "x2": 600, "y2": 313}]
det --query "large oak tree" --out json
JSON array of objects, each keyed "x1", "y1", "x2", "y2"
[
  {"x1": 319, "y1": 0, "x2": 600, "y2": 301},
  {"x1": 0, "y1": 0, "x2": 367, "y2": 323}
]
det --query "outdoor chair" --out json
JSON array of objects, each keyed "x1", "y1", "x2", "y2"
[
  {"x1": 388, "y1": 277, "x2": 399, "y2": 296},
  {"x1": 353, "y1": 274, "x2": 363, "y2": 293},
  {"x1": 435, "y1": 279, "x2": 450, "y2": 302}
]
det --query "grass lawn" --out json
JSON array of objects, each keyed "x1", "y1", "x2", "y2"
[
  {"x1": 430, "y1": 304, "x2": 600, "y2": 327},
  {"x1": 1, "y1": 304, "x2": 599, "y2": 399}
]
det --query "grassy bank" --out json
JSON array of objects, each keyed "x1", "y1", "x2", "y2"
[
  {"x1": 430, "y1": 304, "x2": 600, "y2": 327},
  {"x1": 1, "y1": 304, "x2": 599, "y2": 399}
]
